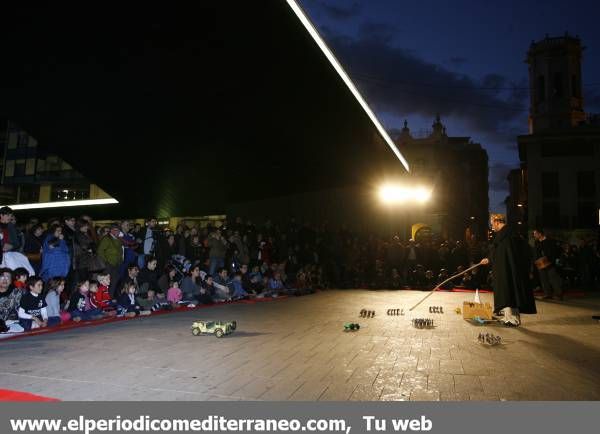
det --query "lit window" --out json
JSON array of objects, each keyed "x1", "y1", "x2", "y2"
[{"x1": 4, "y1": 160, "x2": 15, "y2": 177}]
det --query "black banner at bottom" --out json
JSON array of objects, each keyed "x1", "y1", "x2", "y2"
[{"x1": 1, "y1": 402, "x2": 598, "y2": 434}]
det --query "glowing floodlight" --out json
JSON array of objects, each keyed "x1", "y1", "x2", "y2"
[
  {"x1": 286, "y1": 0, "x2": 410, "y2": 172},
  {"x1": 4, "y1": 198, "x2": 119, "y2": 211},
  {"x1": 413, "y1": 186, "x2": 432, "y2": 203},
  {"x1": 379, "y1": 184, "x2": 432, "y2": 204}
]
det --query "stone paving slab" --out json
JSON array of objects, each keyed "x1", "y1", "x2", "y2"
[{"x1": 1, "y1": 290, "x2": 599, "y2": 401}]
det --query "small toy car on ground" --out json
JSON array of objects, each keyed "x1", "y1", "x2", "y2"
[
  {"x1": 344, "y1": 322, "x2": 360, "y2": 331},
  {"x1": 191, "y1": 320, "x2": 236, "y2": 337}
]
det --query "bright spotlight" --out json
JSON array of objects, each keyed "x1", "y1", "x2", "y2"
[
  {"x1": 378, "y1": 184, "x2": 432, "y2": 204},
  {"x1": 413, "y1": 186, "x2": 432, "y2": 203}
]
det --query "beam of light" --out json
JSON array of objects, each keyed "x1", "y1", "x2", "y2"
[
  {"x1": 285, "y1": 0, "x2": 410, "y2": 172},
  {"x1": 378, "y1": 184, "x2": 432, "y2": 204},
  {"x1": 4, "y1": 198, "x2": 119, "y2": 211}
]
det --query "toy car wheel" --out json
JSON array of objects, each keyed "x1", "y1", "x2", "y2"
[
  {"x1": 230, "y1": 321, "x2": 237, "y2": 331},
  {"x1": 355, "y1": 324, "x2": 360, "y2": 330},
  {"x1": 192, "y1": 327, "x2": 201, "y2": 336},
  {"x1": 215, "y1": 328, "x2": 224, "y2": 338}
]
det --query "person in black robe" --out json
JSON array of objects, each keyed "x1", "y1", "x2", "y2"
[{"x1": 481, "y1": 214, "x2": 536, "y2": 326}]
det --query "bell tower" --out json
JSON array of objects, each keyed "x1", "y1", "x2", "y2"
[{"x1": 526, "y1": 33, "x2": 586, "y2": 133}]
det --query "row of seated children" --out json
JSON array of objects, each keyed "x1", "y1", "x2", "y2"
[
  {"x1": 15, "y1": 273, "x2": 164, "y2": 331},
  {"x1": 7, "y1": 261, "x2": 318, "y2": 333}
]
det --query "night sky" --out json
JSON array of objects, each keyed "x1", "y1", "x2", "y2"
[{"x1": 301, "y1": 0, "x2": 600, "y2": 211}]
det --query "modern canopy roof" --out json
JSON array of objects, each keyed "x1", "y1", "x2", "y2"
[{"x1": 0, "y1": 2, "x2": 409, "y2": 219}]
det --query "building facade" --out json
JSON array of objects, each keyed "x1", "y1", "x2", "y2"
[
  {"x1": 511, "y1": 35, "x2": 600, "y2": 238},
  {"x1": 0, "y1": 120, "x2": 112, "y2": 205},
  {"x1": 394, "y1": 116, "x2": 490, "y2": 241}
]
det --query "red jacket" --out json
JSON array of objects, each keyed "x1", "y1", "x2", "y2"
[{"x1": 92, "y1": 284, "x2": 112, "y2": 309}]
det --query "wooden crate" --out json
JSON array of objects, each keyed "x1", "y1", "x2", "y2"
[{"x1": 462, "y1": 301, "x2": 493, "y2": 320}]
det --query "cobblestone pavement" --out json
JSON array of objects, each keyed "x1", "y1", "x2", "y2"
[{"x1": 1, "y1": 290, "x2": 599, "y2": 401}]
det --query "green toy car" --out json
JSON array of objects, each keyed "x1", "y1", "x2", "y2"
[
  {"x1": 344, "y1": 322, "x2": 360, "y2": 331},
  {"x1": 191, "y1": 320, "x2": 237, "y2": 338}
]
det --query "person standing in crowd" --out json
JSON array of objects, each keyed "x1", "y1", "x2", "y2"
[
  {"x1": 73, "y1": 218, "x2": 97, "y2": 283},
  {"x1": 40, "y1": 224, "x2": 71, "y2": 282},
  {"x1": 119, "y1": 220, "x2": 139, "y2": 279},
  {"x1": 207, "y1": 229, "x2": 228, "y2": 276},
  {"x1": 481, "y1": 214, "x2": 536, "y2": 327},
  {"x1": 0, "y1": 206, "x2": 21, "y2": 254},
  {"x1": 23, "y1": 224, "x2": 44, "y2": 273},
  {"x1": 533, "y1": 229, "x2": 564, "y2": 300},
  {"x1": 97, "y1": 223, "x2": 124, "y2": 297},
  {"x1": 139, "y1": 218, "x2": 158, "y2": 269}
]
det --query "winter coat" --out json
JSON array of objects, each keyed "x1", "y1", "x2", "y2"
[
  {"x1": 97, "y1": 235, "x2": 123, "y2": 267},
  {"x1": 0, "y1": 286, "x2": 21, "y2": 321},
  {"x1": 73, "y1": 231, "x2": 96, "y2": 270},
  {"x1": 207, "y1": 235, "x2": 227, "y2": 259},
  {"x1": 40, "y1": 235, "x2": 71, "y2": 281}
]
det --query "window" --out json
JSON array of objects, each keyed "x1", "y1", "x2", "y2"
[
  {"x1": 7, "y1": 134, "x2": 17, "y2": 150},
  {"x1": 541, "y1": 141, "x2": 594, "y2": 157},
  {"x1": 25, "y1": 158, "x2": 36, "y2": 175},
  {"x1": 553, "y1": 73, "x2": 563, "y2": 98},
  {"x1": 4, "y1": 160, "x2": 15, "y2": 177},
  {"x1": 14, "y1": 160, "x2": 26, "y2": 177},
  {"x1": 18, "y1": 185, "x2": 39, "y2": 204},
  {"x1": 51, "y1": 185, "x2": 90, "y2": 201},
  {"x1": 577, "y1": 202, "x2": 596, "y2": 228},
  {"x1": 541, "y1": 172, "x2": 559, "y2": 198},
  {"x1": 542, "y1": 202, "x2": 560, "y2": 227},
  {"x1": 45, "y1": 156, "x2": 62, "y2": 172},
  {"x1": 17, "y1": 134, "x2": 29, "y2": 148},
  {"x1": 537, "y1": 75, "x2": 546, "y2": 103},
  {"x1": 577, "y1": 171, "x2": 596, "y2": 198}
]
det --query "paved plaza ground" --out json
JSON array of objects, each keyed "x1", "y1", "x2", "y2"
[{"x1": 1, "y1": 290, "x2": 599, "y2": 401}]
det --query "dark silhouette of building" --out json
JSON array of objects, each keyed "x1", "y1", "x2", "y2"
[
  {"x1": 510, "y1": 35, "x2": 600, "y2": 237},
  {"x1": 394, "y1": 115, "x2": 489, "y2": 241}
]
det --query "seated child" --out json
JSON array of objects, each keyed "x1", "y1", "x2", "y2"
[
  {"x1": 93, "y1": 273, "x2": 116, "y2": 313},
  {"x1": 258, "y1": 272, "x2": 283, "y2": 298},
  {"x1": 13, "y1": 268, "x2": 30, "y2": 293},
  {"x1": 18, "y1": 276, "x2": 48, "y2": 331},
  {"x1": 249, "y1": 265, "x2": 262, "y2": 282},
  {"x1": 231, "y1": 272, "x2": 249, "y2": 299},
  {"x1": 68, "y1": 280, "x2": 104, "y2": 322},
  {"x1": 139, "y1": 289, "x2": 172, "y2": 312},
  {"x1": 213, "y1": 268, "x2": 232, "y2": 301},
  {"x1": 196, "y1": 276, "x2": 215, "y2": 305},
  {"x1": 167, "y1": 280, "x2": 184, "y2": 307},
  {"x1": 117, "y1": 281, "x2": 150, "y2": 317},
  {"x1": 44, "y1": 277, "x2": 70, "y2": 326},
  {"x1": 248, "y1": 274, "x2": 264, "y2": 294}
]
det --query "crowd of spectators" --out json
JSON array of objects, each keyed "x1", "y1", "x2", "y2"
[{"x1": 1, "y1": 205, "x2": 599, "y2": 334}]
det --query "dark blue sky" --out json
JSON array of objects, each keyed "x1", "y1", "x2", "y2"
[{"x1": 301, "y1": 0, "x2": 600, "y2": 211}]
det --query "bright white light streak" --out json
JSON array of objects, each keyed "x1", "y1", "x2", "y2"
[
  {"x1": 4, "y1": 198, "x2": 119, "y2": 210},
  {"x1": 286, "y1": 0, "x2": 410, "y2": 172}
]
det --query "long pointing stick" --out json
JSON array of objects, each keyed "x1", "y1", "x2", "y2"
[{"x1": 408, "y1": 262, "x2": 484, "y2": 311}]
